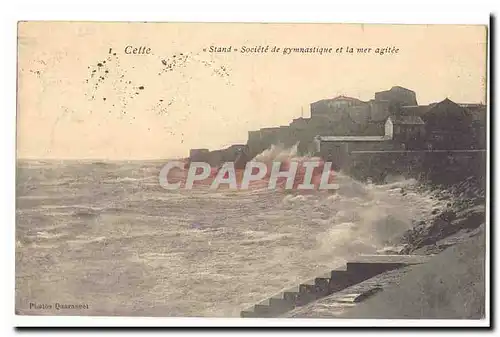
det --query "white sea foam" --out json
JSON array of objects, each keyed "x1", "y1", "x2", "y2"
[
  {"x1": 16, "y1": 151, "x2": 445, "y2": 317},
  {"x1": 35, "y1": 231, "x2": 66, "y2": 240}
]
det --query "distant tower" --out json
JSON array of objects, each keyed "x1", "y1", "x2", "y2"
[{"x1": 301, "y1": 106, "x2": 304, "y2": 118}]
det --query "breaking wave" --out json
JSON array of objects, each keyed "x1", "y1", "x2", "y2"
[
  {"x1": 16, "y1": 150, "x2": 447, "y2": 317},
  {"x1": 164, "y1": 143, "x2": 334, "y2": 191}
]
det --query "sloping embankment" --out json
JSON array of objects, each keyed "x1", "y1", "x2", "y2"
[
  {"x1": 340, "y1": 226, "x2": 485, "y2": 319},
  {"x1": 283, "y1": 226, "x2": 485, "y2": 319}
]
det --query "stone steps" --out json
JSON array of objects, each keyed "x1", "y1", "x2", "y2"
[
  {"x1": 283, "y1": 267, "x2": 411, "y2": 318},
  {"x1": 240, "y1": 254, "x2": 430, "y2": 318}
]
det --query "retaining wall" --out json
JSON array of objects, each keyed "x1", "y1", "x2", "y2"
[{"x1": 240, "y1": 254, "x2": 430, "y2": 318}]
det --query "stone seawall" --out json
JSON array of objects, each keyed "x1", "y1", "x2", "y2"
[{"x1": 341, "y1": 150, "x2": 486, "y2": 184}]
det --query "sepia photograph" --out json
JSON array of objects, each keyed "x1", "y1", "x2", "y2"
[{"x1": 14, "y1": 20, "x2": 489, "y2": 326}]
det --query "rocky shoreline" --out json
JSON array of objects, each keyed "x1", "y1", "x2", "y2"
[
  {"x1": 280, "y1": 176, "x2": 487, "y2": 319},
  {"x1": 239, "y1": 175, "x2": 487, "y2": 319},
  {"x1": 396, "y1": 176, "x2": 486, "y2": 255}
]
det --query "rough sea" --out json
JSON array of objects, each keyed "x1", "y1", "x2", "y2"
[{"x1": 15, "y1": 146, "x2": 448, "y2": 317}]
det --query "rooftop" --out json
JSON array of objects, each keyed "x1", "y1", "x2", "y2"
[
  {"x1": 312, "y1": 95, "x2": 367, "y2": 105},
  {"x1": 319, "y1": 135, "x2": 391, "y2": 142},
  {"x1": 389, "y1": 86, "x2": 416, "y2": 93}
]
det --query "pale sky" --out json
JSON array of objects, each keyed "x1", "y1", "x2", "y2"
[{"x1": 17, "y1": 22, "x2": 487, "y2": 159}]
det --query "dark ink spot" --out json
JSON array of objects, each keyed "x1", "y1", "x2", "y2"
[
  {"x1": 97, "y1": 63, "x2": 103, "y2": 67},
  {"x1": 138, "y1": 86, "x2": 144, "y2": 90}
]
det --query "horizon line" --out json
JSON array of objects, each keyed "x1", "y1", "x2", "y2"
[{"x1": 16, "y1": 157, "x2": 185, "y2": 162}]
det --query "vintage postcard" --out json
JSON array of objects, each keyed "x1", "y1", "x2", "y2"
[{"x1": 15, "y1": 22, "x2": 488, "y2": 323}]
